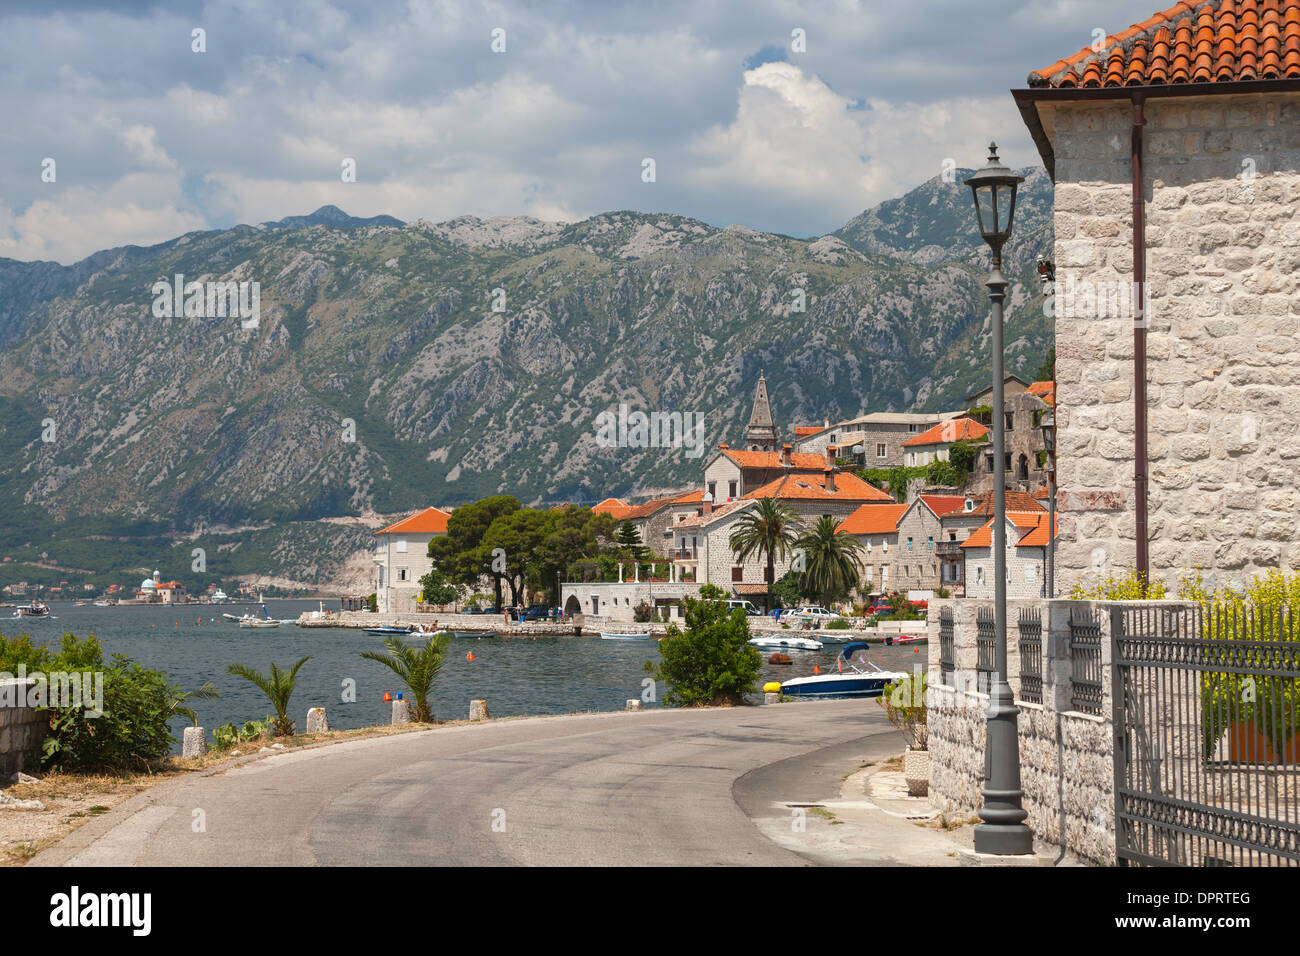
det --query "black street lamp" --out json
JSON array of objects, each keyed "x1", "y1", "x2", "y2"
[
  {"x1": 1040, "y1": 408, "x2": 1057, "y2": 598},
  {"x1": 965, "y1": 143, "x2": 1034, "y2": 856}
]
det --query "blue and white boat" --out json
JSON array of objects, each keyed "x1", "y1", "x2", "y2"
[{"x1": 779, "y1": 642, "x2": 908, "y2": 699}]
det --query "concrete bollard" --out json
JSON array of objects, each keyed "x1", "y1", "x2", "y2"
[
  {"x1": 306, "y1": 707, "x2": 329, "y2": 733},
  {"x1": 764, "y1": 692, "x2": 780, "y2": 704},
  {"x1": 182, "y1": 726, "x2": 208, "y2": 758},
  {"x1": 625, "y1": 699, "x2": 642, "y2": 711},
  {"x1": 469, "y1": 699, "x2": 489, "y2": 721},
  {"x1": 391, "y1": 699, "x2": 411, "y2": 725}
]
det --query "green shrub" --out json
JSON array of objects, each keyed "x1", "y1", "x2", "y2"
[
  {"x1": 213, "y1": 723, "x2": 239, "y2": 750},
  {"x1": 879, "y1": 672, "x2": 928, "y2": 751},
  {"x1": 825, "y1": 618, "x2": 850, "y2": 630},
  {"x1": 1068, "y1": 565, "x2": 1167, "y2": 600},
  {"x1": 1, "y1": 631, "x2": 183, "y2": 771},
  {"x1": 644, "y1": 584, "x2": 762, "y2": 707}
]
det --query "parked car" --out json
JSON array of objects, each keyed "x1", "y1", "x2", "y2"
[
  {"x1": 724, "y1": 599, "x2": 763, "y2": 616},
  {"x1": 464, "y1": 606, "x2": 484, "y2": 615},
  {"x1": 784, "y1": 605, "x2": 842, "y2": 624},
  {"x1": 483, "y1": 605, "x2": 500, "y2": 615},
  {"x1": 524, "y1": 605, "x2": 552, "y2": 621}
]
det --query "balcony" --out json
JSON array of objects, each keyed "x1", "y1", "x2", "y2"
[
  {"x1": 673, "y1": 547, "x2": 699, "y2": 561},
  {"x1": 936, "y1": 540, "x2": 964, "y2": 557}
]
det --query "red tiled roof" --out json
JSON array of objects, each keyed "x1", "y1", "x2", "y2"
[
  {"x1": 839, "y1": 503, "x2": 909, "y2": 534},
  {"x1": 1029, "y1": 0, "x2": 1300, "y2": 88},
  {"x1": 918, "y1": 494, "x2": 969, "y2": 517},
  {"x1": 962, "y1": 512, "x2": 1058, "y2": 549},
  {"x1": 592, "y1": 497, "x2": 632, "y2": 519},
  {"x1": 375, "y1": 506, "x2": 451, "y2": 536},
  {"x1": 902, "y1": 417, "x2": 989, "y2": 447},
  {"x1": 744, "y1": 471, "x2": 896, "y2": 503},
  {"x1": 960, "y1": 491, "x2": 1047, "y2": 518},
  {"x1": 672, "y1": 489, "x2": 706, "y2": 503},
  {"x1": 719, "y1": 448, "x2": 829, "y2": 470},
  {"x1": 793, "y1": 425, "x2": 825, "y2": 438},
  {"x1": 1027, "y1": 381, "x2": 1057, "y2": 406}
]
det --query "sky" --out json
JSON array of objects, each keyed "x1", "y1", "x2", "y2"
[{"x1": 0, "y1": 0, "x2": 1153, "y2": 264}]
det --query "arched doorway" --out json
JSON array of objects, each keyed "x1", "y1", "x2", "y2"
[
  {"x1": 564, "y1": 595, "x2": 581, "y2": 617},
  {"x1": 1017, "y1": 453, "x2": 1030, "y2": 481}
]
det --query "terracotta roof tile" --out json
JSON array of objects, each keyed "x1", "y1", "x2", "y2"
[
  {"x1": 901, "y1": 417, "x2": 989, "y2": 447},
  {"x1": 592, "y1": 497, "x2": 632, "y2": 519},
  {"x1": 375, "y1": 506, "x2": 451, "y2": 536},
  {"x1": 918, "y1": 494, "x2": 969, "y2": 517},
  {"x1": 744, "y1": 471, "x2": 896, "y2": 503},
  {"x1": 960, "y1": 491, "x2": 1047, "y2": 518},
  {"x1": 1028, "y1": 0, "x2": 1300, "y2": 88},
  {"x1": 1026, "y1": 381, "x2": 1057, "y2": 406},
  {"x1": 961, "y1": 511, "x2": 1058, "y2": 549},
  {"x1": 838, "y1": 503, "x2": 909, "y2": 535},
  {"x1": 719, "y1": 448, "x2": 829, "y2": 470}
]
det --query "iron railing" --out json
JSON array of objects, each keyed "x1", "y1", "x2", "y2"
[
  {"x1": 1113, "y1": 603, "x2": 1300, "y2": 866},
  {"x1": 1018, "y1": 606, "x2": 1044, "y2": 704},
  {"x1": 976, "y1": 605, "x2": 996, "y2": 681},
  {"x1": 939, "y1": 606, "x2": 954, "y2": 684},
  {"x1": 1070, "y1": 607, "x2": 1104, "y2": 715}
]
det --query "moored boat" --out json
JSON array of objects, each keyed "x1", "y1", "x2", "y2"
[
  {"x1": 600, "y1": 632, "x2": 652, "y2": 641},
  {"x1": 780, "y1": 642, "x2": 908, "y2": 699},
  {"x1": 749, "y1": 635, "x2": 823, "y2": 651}
]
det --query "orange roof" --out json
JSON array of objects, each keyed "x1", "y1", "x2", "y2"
[
  {"x1": 918, "y1": 494, "x2": 968, "y2": 517},
  {"x1": 962, "y1": 512, "x2": 1058, "y2": 549},
  {"x1": 1029, "y1": 0, "x2": 1300, "y2": 88},
  {"x1": 592, "y1": 497, "x2": 632, "y2": 519},
  {"x1": 839, "y1": 503, "x2": 909, "y2": 535},
  {"x1": 744, "y1": 471, "x2": 896, "y2": 503},
  {"x1": 902, "y1": 417, "x2": 989, "y2": 447},
  {"x1": 375, "y1": 506, "x2": 451, "y2": 536},
  {"x1": 672, "y1": 489, "x2": 706, "y2": 503},
  {"x1": 793, "y1": 425, "x2": 825, "y2": 438},
  {"x1": 1027, "y1": 381, "x2": 1056, "y2": 406},
  {"x1": 960, "y1": 491, "x2": 1046, "y2": 518},
  {"x1": 719, "y1": 448, "x2": 829, "y2": 470}
]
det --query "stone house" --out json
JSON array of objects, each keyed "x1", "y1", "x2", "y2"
[
  {"x1": 839, "y1": 502, "x2": 907, "y2": 595},
  {"x1": 965, "y1": 378, "x2": 1054, "y2": 494},
  {"x1": 891, "y1": 494, "x2": 969, "y2": 593},
  {"x1": 938, "y1": 491, "x2": 1048, "y2": 593},
  {"x1": 794, "y1": 411, "x2": 962, "y2": 468},
  {"x1": 960, "y1": 510, "x2": 1058, "y2": 599},
  {"x1": 1013, "y1": 0, "x2": 1300, "y2": 590},
  {"x1": 901, "y1": 417, "x2": 989, "y2": 468},
  {"x1": 373, "y1": 506, "x2": 451, "y2": 613}
]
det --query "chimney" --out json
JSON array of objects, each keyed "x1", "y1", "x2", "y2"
[
  {"x1": 825, "y1": 445, "x2": 835, "y2": 469},
  {"x1": 718, "y1": 443, "x2": 729, "y2": 451},
  {"x1": 825, "y1": 467, "x2": 837, "y2": 493},
  {"x1": 781, "y1": 443, "x2": 792, "y2": 467},
  {"x1": 702, "y1": 492, "x2": 714, "y2": 516}
]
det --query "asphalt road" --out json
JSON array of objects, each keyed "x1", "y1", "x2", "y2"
[{"x1": 33, "y1": 700, "x2": 902, "y2": 866}]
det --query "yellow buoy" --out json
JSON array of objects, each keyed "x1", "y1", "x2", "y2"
[{"x1": 763, "y1": 681, "x2": 782, "y2": 694}]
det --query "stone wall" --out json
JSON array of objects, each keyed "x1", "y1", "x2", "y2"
[
  {"x1": 0, "y1": 679, "x2": 47, "y2": 777},
  {"x1": 1040, "y1": 91, "x2": 1300, "y2": 594},
  {"x1": 925, "y1": 598, "x2": 1122, "y2": 864}
]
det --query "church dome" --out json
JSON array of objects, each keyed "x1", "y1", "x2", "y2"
[{"x1": 140, "y1": 577, "x2": 157, "y2": 589}]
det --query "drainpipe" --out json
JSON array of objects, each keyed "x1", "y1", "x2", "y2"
[{"x1": 1131, "y1": 93, "x2": 1150, "y2": 586}]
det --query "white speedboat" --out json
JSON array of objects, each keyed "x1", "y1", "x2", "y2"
[
  {"x1": 12, "y1": 602, "x2": 51, "y2": 618},
  {"x1": 239, "y1": 618, "x2": 280, "y2": 628},
  {"x1": 749, "y1": 635, "x2": 823, "y2": 651},
  {"x1": 600, "y1": 632, "x2": 652, "y2": 641},
  {"x1": 780, "y1": 642, "x2": 908, "y2": 698}
]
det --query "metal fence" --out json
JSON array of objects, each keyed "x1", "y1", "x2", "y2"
[
  {"x1": 939, "y1": 606, "x2": 954, "y2": 685},
  {"x1": 1113, "y1": 603, "x2": 1300, "y2": 866},
  {"x1": 1018, "y1": 607, "x2": 1043, "y2": 704},
  {"x1": 1069, "y1": 607, "x2": 1104, "y2": 716},
  {"x1": 976, "y1": 605, "x2": 995, "y2": 681}
]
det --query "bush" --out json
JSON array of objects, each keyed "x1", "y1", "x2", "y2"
[
  {"x1": 825, "y1": 618, "x2": 850, "y2": 630},
  {"x1": 0, "y1": 631, "x2": 183, "y2": 771},
  {"x1": 632, "y1": 601, "x2": 654, "y2": 623},
  {"x1": 644, "y1": 584, "x2": 762, "y2": 707},
  {"x1": 879, "y1": 672, "x2": 928, "y2": 751},
  {"x1": 1068, "y1": 565, "x2": 1167, "y2": 600}
]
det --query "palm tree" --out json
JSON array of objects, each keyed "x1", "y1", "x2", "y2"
[
  {"x1": 729, "y1": 497, "x2": 802, "y2": 603},
  {"x1": 226, "y1": 657, "x2": 311, "y2": 737},
  {"x1": 361, "y1": 633, "x2": 450, "y2": 723},
  {"x1": 795, "y1": 515, "x2": 866, "y2": 609},
  {"x1": 168, "y1": 681, "x2": 221, "y2": 727}
]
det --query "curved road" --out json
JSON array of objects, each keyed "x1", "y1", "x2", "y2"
[{"x1": 34, "y1": 701, "x2": 902, "y2": 867}]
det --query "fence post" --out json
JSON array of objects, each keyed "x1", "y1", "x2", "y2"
[{"x1": 1110, "y1": 605, "x2": 1128, "y2": 867}]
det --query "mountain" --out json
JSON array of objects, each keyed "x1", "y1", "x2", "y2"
[{"x1": 0, "y1": 175, "x2": 1053, "y2": 590}]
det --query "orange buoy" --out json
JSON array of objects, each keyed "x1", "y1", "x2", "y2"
[
  {"x1": 813, "y1": 665, "x2": 820, "y2": 674},
  {"x1": 467, "y1": 652, "x2": 476, "y2": 662},
  {"x1": 383, "y1": 691, "x2": 392, "y2": 702}
]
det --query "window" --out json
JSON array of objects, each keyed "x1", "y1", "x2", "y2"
[
  {"x1": 731, "y1": 566, "x2": 743, "y2": 582},
  {"x1": 976, "y1": 566, "x2": 985, "y2": 585},
  {"x1": 1025, "y1": 566, "x2": 1036, "y2": 584},
  {"x1": 396, "y1": 538, "x2": 408, "y2": 553},
  {"x1": 728, "y1": 481, "x2": 737, "y2": 499},
  {"x1": 963, "y1": 497, "x2": 974, "y2": 513},
  {"x1": 1006, "y1": 412, "x2": 1015, "y2": 431},
  {"x1": 1004, "y1": 453, "x2": 1012, "y2": 472},
  {"x1": 907, "y1": 537, "x2": 913, "y2": 551},
  {"x1": 882, "y1": 567, "x2": 889, "y2": 589},
  {"x1": 927, "y1": 536, "x2": 934, "y2": 550},
  {"x1": 876, "y1": 443, "x2": 886, "y2": 458},
  {"x1": 883, "y1": 539, "x2": 889, "y2": 553},
  {"x1": 707, "y1": 482, "x2": 716, "y2": 499},
  {"x1": 864, "y1": 566, "x2": 873, "y2": 582},
  {"x1": 398, "y1": 568, "x2": 408, "y2": 582}
]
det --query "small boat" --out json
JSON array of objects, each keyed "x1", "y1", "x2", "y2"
[
  {"x1": 454, "y1": 630, "x2": 497, "y2": 639},
  {"x1": 883, "y1": 634, "x2": 927, "y2": 646},
  {"x1": 75, "y1": 601, "x2": 88, "y2": 607},
  {"x1": 239, "y1": 618, "x2": 280, "y2": 628},
  {"x1": 780, "y1": 642, "x2": 908, "y2": 699},
  {"x1": 600, "y1": 632, "x2": 652, "y2": 641},
  {"x1": 749, "y1": 635, "x2": 823, "y2": 651},
  {"x1": 12, "y1": 602, "x2": 51, "y2": 618},
  {"x1": 366, "y1": 625, "x2": 415, "y2": 636},
  {"x1": 93, "y1": 600, "x2": 113, "y2": 607}
]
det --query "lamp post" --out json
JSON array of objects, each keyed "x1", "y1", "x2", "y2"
[
  {"x1": 1040, "y1": 408, "x2": 1056, "y2": 598},
  {"x1": 965, "y1": 143, "x2": 1033, "y2": 855}
]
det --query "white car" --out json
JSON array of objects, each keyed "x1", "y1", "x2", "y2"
[{"x1": 782, "y1": 605, "x2": 843, "y2": 624}]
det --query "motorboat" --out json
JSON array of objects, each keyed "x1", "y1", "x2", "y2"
[
  {"x1": 366, "y1": 625, "x2": 416, "y2": 636},
  {"x1": 780, "y1": 642, "x2": 908, "y2": 698},
  {"x1": 93, "y1": 599, "x2": 114, "y2": 607},
  {"x1": 12, "y1": 602, "x2": 51, "y2": 618},
  {"x1": 749, "y1": 635, "x2": 823, "y2": 651},
  {"x1": 239, "y1": 618, "x2": 280, "y2": 628},
  {"x1": 454, "y1": 630, "x2": 497, "y2": 639},
  {"x1": 883, "y1": 634, "x2": 927, "y2": 646},
  {"x1": 600, "y1": 632, "x2": 652, "y2": 641}
]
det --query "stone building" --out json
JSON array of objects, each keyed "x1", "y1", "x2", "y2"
[
  {"x1": 1014, "y1": 0, "x2": 1300, "y2": 590},
  {"x1": 794, "y1": 411, "x2": 962, "y2": 468},
  {"x1": 964, "y1": 377, "x2": 1053, "y2": 494},
  {"x1": 960, "y1": 510, "x2": 1058, "y2": 599},
  {"x1": 891, "y1": 494, "x2": 969, "y2": 593},
  {"x1": 373, "y1": 506, "x2": 451, "y2": 613},
  {"x1": 839, "y1": 502, "x2": 907, "y2": 595}
]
